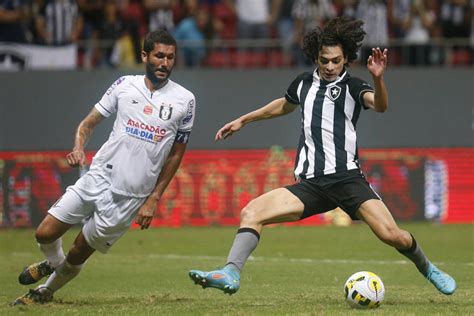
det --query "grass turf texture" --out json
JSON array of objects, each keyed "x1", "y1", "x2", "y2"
[{"x1": 1, "y1": 223, "x2": 472, "y2": 315}]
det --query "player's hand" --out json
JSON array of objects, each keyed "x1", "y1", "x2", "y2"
[
  {"x1": 66, "y1": 149, "x2": 86, "y2": 168},
  {"x1": 215, "y1": 119, "x2": 244, "y2": 140},
  {"x1": 367, "y1": 47, "x2": 388, "y2": 78},
  {"x1": 135, "y1": 201, "x2": 156, "y2": 230}
]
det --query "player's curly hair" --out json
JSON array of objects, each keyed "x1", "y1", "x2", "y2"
[
  {"x1": 143, "y1": 29, "x2": 177, "y2": 54},
  {"x1": 302, "y1": 17, "x2": 366, "y2": 65}
]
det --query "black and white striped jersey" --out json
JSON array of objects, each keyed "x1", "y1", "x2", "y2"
[
  {"x1": 40, "y1": 0, "x2": 80, "y2": 45},
  {"x1": 285, "y1": 68, "x2": 374, "y2": 180}
]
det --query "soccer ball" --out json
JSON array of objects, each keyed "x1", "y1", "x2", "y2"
[{"x1": 344, "y1": 271, "x2": 385, "y2": 309}]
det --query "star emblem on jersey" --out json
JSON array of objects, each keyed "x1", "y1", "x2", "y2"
[
  {"x1": 159, "y1": 104, "x2": 173, "y2": 120},
  {"x1": 329, "y1": 86, "x2": 341, "y2": 101}
]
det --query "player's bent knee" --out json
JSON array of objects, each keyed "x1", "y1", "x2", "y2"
[
  {"x1": 35, "y1": 214, "x2": 70, "y2": 244},
  {"x1": 397, "y1": 230, "x2": 413, "y2": 249},
  {"x1": 35, "y1": 227, "x2": 59, "y2": 244},
  {"x1": 240, "y1": 203, "x2": 260, "y2": 226},
  {"x1": 377, "y1": 228, "x2": 410, "y2": 248}
]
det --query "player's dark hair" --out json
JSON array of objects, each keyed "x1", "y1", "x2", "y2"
[
  {"x1": 143, "y1": 29, "x2": 177, "y2": 53},
  {"x1": 302, "y1": 17, "x2": 366, "y2": 65}
]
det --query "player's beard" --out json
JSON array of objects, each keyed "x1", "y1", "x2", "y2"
[{"x1": 145, "y1": 61, "x2": 172, "y2": 87}]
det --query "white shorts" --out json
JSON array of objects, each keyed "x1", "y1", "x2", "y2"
[{"x1": 48, "y1": 172, "x2": 145, "y2": 253}]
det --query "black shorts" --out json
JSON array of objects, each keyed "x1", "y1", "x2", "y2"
[{"x1": 285, "y1": 169, "x2": 381, "y2": 220}]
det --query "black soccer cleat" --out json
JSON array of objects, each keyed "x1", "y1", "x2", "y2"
[
  {"x1": 18, "y1": 260, "x2": 54, "y2": 285},
  {"x1": 11, "y1": 287, "x2": 53, "y2": 306}
]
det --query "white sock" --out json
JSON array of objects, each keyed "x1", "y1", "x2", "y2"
[
  {"x1": 35, "y1": 285, "x2": 54, "y2": 298},
  {"x1": 44, "y1": 260, "x2": 83, "y2": 292},
  {"x1": 38, "y1": 239, "x2": 66, "y2": 268}
]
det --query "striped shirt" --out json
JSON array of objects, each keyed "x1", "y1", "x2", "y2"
[
  {"x1": 40, "y1": 0, "x2": 79, "y2": 45},
  {"x1": 285, "y1": 68, "x2": 374, "y2": 180}
]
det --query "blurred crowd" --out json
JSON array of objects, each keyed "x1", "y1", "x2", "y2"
[{"x1": 0, "y1": 0, "x2": 472, "y2": 68}]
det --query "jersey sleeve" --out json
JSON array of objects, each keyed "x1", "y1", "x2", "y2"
[
  {"x1": 285, "y1": 72, "x2": 308, "y2": 105},
  {"x1": 95, "y1": 76, "x2": 127, "y2": 117},
  {"x1": 347, "y1": 77, "x2": 374, "y2": 110},
  {"x1": 175, "y1": 96, "x2": 195, "y2": 144}
]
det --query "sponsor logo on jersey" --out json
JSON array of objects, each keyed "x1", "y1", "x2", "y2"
[
  {"x1": 182, "y1": 100, "x2": 194, "y2": 125},
  {"x1": 328, "y1": 85, "x2": 341, "y2": 101},
  {"x1": 106, "y1": 77, "x2": 126, "y2": 95},
  {"x1": 132, "y1": 99, "x2": 139, "y2": 104},
  {"x1": 143, "y1": 105, "x2": 153, "y2": 115},
  {"x1": 159, "y1": 103, "x2": 173, "y2": 120},
  {"x1": 126, "y1": 119, "x2": 166, "y2": 143}
]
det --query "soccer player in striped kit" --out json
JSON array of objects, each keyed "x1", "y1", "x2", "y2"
[
  {"x1": 12, "y1": 30, "x2": 196, "y2": 305},
  {"x1": 189, "y1": 17, "x2": 456, "y2": 296}
]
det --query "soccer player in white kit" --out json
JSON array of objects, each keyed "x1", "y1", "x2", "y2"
[{"x1": 12, "y1": 30, "x2": 196, "y2": 305}]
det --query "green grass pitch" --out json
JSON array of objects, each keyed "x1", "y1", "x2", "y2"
[{"x1": 1, "y1": 223, "x2": 473, "y2": 315}]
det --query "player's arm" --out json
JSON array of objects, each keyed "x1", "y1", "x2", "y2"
[
  {"x1": 66, "y1": 108, "x2": 105, "y2": 168},
  {"x1": 135, "y1": 141, "x2": 187, "y2": 230},
  {"x1": 364, "y1": 47, "x2": 388, "y2": 113},
  {"x1": 215, "y1": 97, "x2": 298, "y2": 140}
]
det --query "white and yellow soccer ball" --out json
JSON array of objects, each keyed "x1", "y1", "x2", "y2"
[{"x1": 344, "y1": 271, "x2": 385, "y2": 309}]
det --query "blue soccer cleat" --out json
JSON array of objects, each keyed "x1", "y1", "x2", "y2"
[
  {"x1": 424, "y1": 262, "x2": 456, "y2": 295},
  {"x1": 189, "y1": 265, "x2": 240, "y2": 295}
]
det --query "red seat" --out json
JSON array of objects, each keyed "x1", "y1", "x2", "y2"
[
  {"x1": 451, "y1": 49, "x2": 472, "y2": 65},
  {"x1": 267, "y1": 50, "x2": 293, "y2": 67},
  {"x1": 204, "y1": 50, "x2": 232, "y2": 68},
  {"x1": 234, "y1": 51, "x2": 266, "y2": 68}
]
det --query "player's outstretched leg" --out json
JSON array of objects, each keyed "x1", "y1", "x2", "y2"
[
  {"x1": 11, "y1": 286, "x2": 53, "y2": 306},
  {"x1": 189, "y1": 227, "x2": 261, "y2": 295},
  {"x1": 189, "y1": 265, "x2": 240, "y2": 295},
  {"x1": 396, "y1": 234, "x2": 456, "y2": 295},
  {"x1": 18, "y1": 260, "x2": 55, "y2": 285},
  {"x1": 424, "y1": 262, "x2": 456, "y2": 295}
]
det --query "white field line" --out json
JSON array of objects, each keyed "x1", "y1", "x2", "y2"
[
  {"x1": 9, "y1": 252, "x2": 474, "y2": 266},
  {"x1": 149, "y1": 253, "x2": 410, "y2": 265},
  {"x1": 146, "y1": 253, "x2": 474, "y2": 267}
]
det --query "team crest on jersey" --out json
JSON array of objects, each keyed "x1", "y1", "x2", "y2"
[
  {"x1": 159, "y1": 104, "x2": 173, "y2": 120},
  {"x1": 328, "y1": 86, "x2": 342, "y2": 101}
]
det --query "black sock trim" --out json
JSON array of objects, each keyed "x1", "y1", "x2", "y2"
[
  {"x1": 237, "y1": 227, "x2": 260, "y2": 240},
  {"x1": 225, "y1": 262, "x2": 241, "y2": 272},
  {"x1": 397, "y1": 233, "x2": 417, "y2": 254}
]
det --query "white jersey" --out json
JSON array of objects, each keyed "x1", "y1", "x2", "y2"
[{"x1": 90, "y1": 75, "x2": 195, "y2": 197}]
